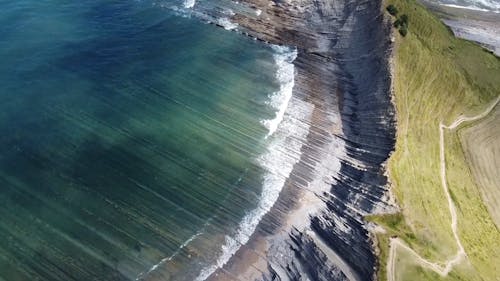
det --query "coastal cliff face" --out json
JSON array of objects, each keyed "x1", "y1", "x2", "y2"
[{"x1": 199, "y1": 0, "x2": 397, "y2": 280}]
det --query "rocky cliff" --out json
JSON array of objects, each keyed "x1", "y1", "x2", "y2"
[{"x1": 198, "y1": 0, "x2": 397, "y2": 280}]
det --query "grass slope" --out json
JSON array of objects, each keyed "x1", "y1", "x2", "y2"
[{"x1": 373, "y1": 0, "x2": 500, "y2": 280}]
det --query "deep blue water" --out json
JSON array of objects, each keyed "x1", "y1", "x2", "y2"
[{"x1": 0, "y1": 1, "x2": 285, "y2": 280}]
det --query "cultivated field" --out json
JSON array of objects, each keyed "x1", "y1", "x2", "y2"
[
  {"x1": 372, "y1": 0, "x2": 500, "y2": 280},
  {"x1": 460, "y1": 105, "x2": 500, "y2": 228}
]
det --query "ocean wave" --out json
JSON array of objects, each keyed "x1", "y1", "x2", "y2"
[
  {"x1": 194, "y1": 46, "x2": 311, "y2": 281},
  {"x1": 441, "y1": 3, "x2": 496, "y2": 12},
  {"x1": 138, "y1": 5, "x2": 300, "y2": 280},
  {"x1": 162, "y1": 1, "x2": 240, "y2": 30},
  {"x1": 135, "y1": 231, "x2": 204, "y2": 280},
  {"x1": 261, "y1": 45, "x2": 298, "y2": 138},
  {"x1": 436, "y1": 0, "x2": 500, "y2": 13}
]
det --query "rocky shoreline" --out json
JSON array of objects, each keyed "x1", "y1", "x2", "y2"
[
  {"x1": 422, "y1": 1, "x2": 500, "y2": 56},
  {"x1": 193, "y1": 0, "x2": 399, "y2": 280}
]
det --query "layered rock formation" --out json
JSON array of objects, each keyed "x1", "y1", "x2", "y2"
[{"x1": 196, "y1": 0, "x2": 398, "y2": 280}]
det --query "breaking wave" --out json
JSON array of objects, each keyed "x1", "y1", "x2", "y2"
[
  {"x1": 217, "y1": 17, "x2": 238, "y2": 30},
  {"x1": 433, "y1": 0, "x2": 500, "y2": 13},
  {"x1": 261, "y1": 46, "x2": 298, "y2": 137},
  {"x1": 194, "y1": 45, "x2": 311, "y2": 281}
]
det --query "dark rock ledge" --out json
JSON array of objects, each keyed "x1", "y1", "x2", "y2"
[{"x1": 200, "y1": 1, "x2": 398, "y2": 280}]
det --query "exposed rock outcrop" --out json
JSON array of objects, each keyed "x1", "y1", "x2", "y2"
[{"x1": 195, "y1": 0, "x2": 397, "y2": 280}]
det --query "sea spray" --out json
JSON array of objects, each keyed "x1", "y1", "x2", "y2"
[{"x1": 194, "y1": 46, "x2": 310, "y2": 281}]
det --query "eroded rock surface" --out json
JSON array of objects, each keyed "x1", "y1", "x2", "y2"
[{"x1": 196, "y1": 1, "x2": 397, "y2": 280}]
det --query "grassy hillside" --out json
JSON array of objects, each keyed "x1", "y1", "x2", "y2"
[{"x1": 372, "y1": 0, "x2": 500, "y2": 280}]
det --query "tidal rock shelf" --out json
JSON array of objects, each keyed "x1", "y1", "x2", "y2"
[
  {"x1": 421, "y1": 1, "x2": 500, "y2": 56},
  {"x1": 197, "y1": 0, "x2": 398, "y2": 280}
]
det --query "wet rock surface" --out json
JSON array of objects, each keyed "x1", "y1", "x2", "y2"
[{"x1": 200, "y1": 0, "x2": 397, "y2": 280}]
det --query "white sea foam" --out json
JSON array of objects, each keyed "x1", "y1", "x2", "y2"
[
  {"x1": 217, "y1": 17, "x2": 238, "y2": 30},
  {"x1": 195, "y1": 97, "x2": 314, "y2": 281},
  {"x1": 222, "y1": 8, "x2": 236, "y2": 16},
  {"x1": 137, "y1": 4, "x2": 305, "y2": 281},
  {"x1": 438, "y1": 0, "x2": 500, "y2": 13},
  {"x1": 135, "y1": 231, "x2": 203, "y2": 280},
  {"x1": 183, "y1": 0, "x2": 195, "y2": 9},
  {"x1": 194, "y1": 46, "x2": 311, "y2": 281},
  {"x1": 466, "y1": 0, "x2": 500, "y2": 11},
  {"x1": 261, "y1": 45, "x2": 298, "y2": 138},
  {"x1": 440, "y1": 3, "x2": 496, "y2": 12}
]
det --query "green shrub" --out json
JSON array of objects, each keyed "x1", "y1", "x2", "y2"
[
  {"x1": 386, "y1": 4, "x2": 399, "y2": 16},
  {"x1": 399, "y1": 25, "x2": 408, "y2": 37},
  {"x1": 394, "y1": 14, "x2": 409, "y2": 36},
  {"x1": 394, "y1": 19, "x2": 402, "y2": 28},
  {"x1": 400, "y1": 14, "x2": 409, "y2": 26}
]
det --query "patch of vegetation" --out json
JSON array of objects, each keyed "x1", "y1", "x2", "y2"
[
  {"x1": 394, "y1": 14, "x2": 409, "y2": 36},
  {"x1": 386, "y1": 4, "x2": 399, "y2": 16},
  {"x1": 373, "y1": 232, "x2": 391, "y2": 280},
  {"x1": 374, "y1": 0, "x2": 500, "y2": 280},
  {"x1": 394, "y1": 14, "x2": 408, "y2": 28},
  {"x1": 398, "y1": 25, "x2": 407, "y2": 37},
  {"x1": 367, "y1": 214, "x2": 418, "y2": 245},
  {"x1": 386, "y1": 5, "x2": 409, "y2": 36}
]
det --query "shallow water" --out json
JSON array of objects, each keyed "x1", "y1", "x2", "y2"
[{"x1": 0, "y1": 1, "x2": 295, "y2": 279}]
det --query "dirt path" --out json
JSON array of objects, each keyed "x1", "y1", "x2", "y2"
[{"x1": 386, "y1": 96, "x2": 500, "y2": 281}]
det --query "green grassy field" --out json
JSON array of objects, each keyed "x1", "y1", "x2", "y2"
[{"x1": 372, "y1": 0, "x2": 500, "y2": 280}]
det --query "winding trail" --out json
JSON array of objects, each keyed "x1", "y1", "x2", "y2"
[{"x1": 387, "y1": 96, "x2": 500, "y2": 281}]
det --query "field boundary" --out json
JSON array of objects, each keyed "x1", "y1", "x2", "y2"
[{"x1": 386, "y1": 96, "x2": 500, "y2": 281}]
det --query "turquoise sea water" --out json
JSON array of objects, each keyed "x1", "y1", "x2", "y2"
[{"x1": 0, "y1": 1, "x2": 292, "y2": 280}]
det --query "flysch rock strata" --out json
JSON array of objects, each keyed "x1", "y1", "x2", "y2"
[{"x1": 195, "y1": 0, "x2": 398, "y2": 280}]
